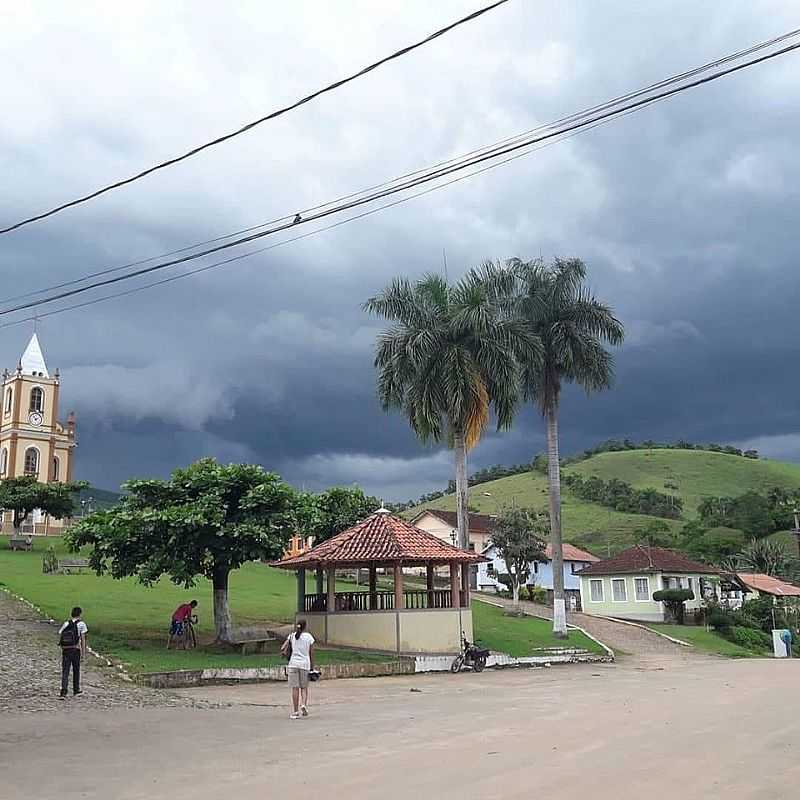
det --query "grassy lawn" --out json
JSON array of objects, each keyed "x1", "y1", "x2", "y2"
[
  {"x1": 644, "y1": 624, "x2": 755, "y2": 657},
  {"x1": 0, "y1": 536, "x2": 390, "y2": 673},
  {"x1": 472, "y1": 599, "x2": 605, "y2": 656}
]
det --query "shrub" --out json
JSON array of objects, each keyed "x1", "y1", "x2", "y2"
[
  {"x1": 726, "y1": 626, "x2": 772, "y2": 653},
  {"x1": 707, "y1": 608, "x2": 734, "y2": 630}
]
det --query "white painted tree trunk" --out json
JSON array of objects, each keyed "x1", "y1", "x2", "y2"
[
  {"x1": 212, "y1": 568, "x2": 234, "y2": 643},
  {"x1": 546, "y1": 406, "x2": 568, "y2": 638},
  {"x1": 453, "y1": 433, "x2": 470, "y2": 550}
]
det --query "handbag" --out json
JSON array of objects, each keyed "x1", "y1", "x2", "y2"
[{"x1": 309, "y1": 669, "x2": 321, "y2": 682}]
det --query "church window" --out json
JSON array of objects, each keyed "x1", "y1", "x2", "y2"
[
  {"x1": 52, "y1": 456, "x2": 60, "y2": 481},
  {"x1": 29, "y1": 387, "x2": 44, "y2": 413},
  {"x1": 24, "y1": 447, "x2": 39, "y2": 477},
  {"x1": 0, "y1": 448, "x2": 7, "y2": 475},
  {"x1": 4, "y1": 388, "x2": 11, "y2": 414}
]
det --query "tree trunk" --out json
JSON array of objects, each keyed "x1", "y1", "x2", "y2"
[
  {"x1": 546, "y1": 406, "x2": 568, "y2": 638},
  {"x1": 212, "y1": 567, "x2": 234, "y2": 643},
  {"x1": 453, "y1": 432, "x2": 470, "y2": 550},
  {"x1": 512, "y1": 578, "x2": 519, "y2": 608}
]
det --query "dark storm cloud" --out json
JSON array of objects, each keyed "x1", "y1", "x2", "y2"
[{"x1": 2, "y1": 1, "x2": 799, "y2": 499}]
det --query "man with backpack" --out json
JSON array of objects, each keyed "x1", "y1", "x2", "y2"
[{"x1": 58, "y1": 606, "x2": 87, "y2": 698}]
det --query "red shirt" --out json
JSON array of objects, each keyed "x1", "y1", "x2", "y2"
[{"x1": 172, "y1": 603, "x2": 194, "y2": 622}]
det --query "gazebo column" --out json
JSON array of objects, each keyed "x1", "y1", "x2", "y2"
[
  {"x1": 315, "y1": 567, "x2": 324, "y2": 597},
  {"x1": 326, "y1": 567, "x2": 336, "y2": 613},
  {"x1": 369, "y1": 564, "x2": 377, "y2": 610},
  {"x1": 426, "y1": 561, "x2": 435, "y2": 607},
  {"x1": 460, "y1": 560, "x2": 470, "y2": 608},
  {"x1": 296, "y1": 568, "x2": 306, "y2": 614},
  {"x1": 450, "y1": 561, "x2": 460, "y2": 609},
  {"x1": 394, "y1": 563, "x2": 404, "y2": 610}
]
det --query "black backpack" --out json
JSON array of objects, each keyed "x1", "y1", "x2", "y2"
[{"x1": 59, "y1": 620, "x2": 80, "y2": 648}]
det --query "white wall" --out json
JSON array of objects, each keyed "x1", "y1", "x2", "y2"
[{"x1": 476, "y1": 546, "x2": 594, "y2": 592}]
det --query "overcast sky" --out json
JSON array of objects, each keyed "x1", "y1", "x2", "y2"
[{"x1": 2, "y1": 1, "x2": 799, "y2": 501}]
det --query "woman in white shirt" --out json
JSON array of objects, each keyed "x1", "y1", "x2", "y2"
[{"x1": 283, "y1": 619, "x2": 315, "y2": 719}]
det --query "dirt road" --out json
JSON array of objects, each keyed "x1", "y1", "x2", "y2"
[{"x1": 3, "y1": 657, "x2": 798, "y2": 799}]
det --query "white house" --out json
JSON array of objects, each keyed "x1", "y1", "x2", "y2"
[
  {"x1": 410, "y1": 509, "x2": 495, "y2": 553},
  {"x1": 577, "y1": 545, "x2": 719, "y2": 622},
  {"x1": 477, "y1": 542, "x2": 600, "y2": 609}
]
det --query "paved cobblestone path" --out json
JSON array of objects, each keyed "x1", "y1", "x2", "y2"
[
  {"x1": 476, "y1": 594, "x2": 711, "y2": 665},
  {"x1": 0, "y1": 590, "x2": 216, "y2": 714}
]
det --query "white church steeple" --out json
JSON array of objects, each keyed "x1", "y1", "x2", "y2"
[{"x1": 19, "y1": 333, "x2": 49, "y2": 378}]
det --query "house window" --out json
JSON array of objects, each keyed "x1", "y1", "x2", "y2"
[
  {"x1": 532, "y1": 561, "x2": 538, "y2": 574},
  {"x1": 4, "y1": 388, "x2": 11, "y2": 414},
  {"x1": 468, "y1": 542, "x2": 476, "y2": 552},
  {"x1": 0, "y1": 448, "x2": 7, "y2": 476},
  {"x1": 589, "y1": 579, "x2": 604, "y2": 602},
  {"x1": 29, "y1": 387, "x2": 44, "y2": 413},
  {"x1": 634, "y1": 577, "x2": 650, "y2": 602},
  {"x1": 23, "y1": 447, "x2": 39, "y2": 477},
  {"x1": 571, "y1": 562, "x2": 582, "y2": 574},
  {"x1": 612, "y1": 578, "x2": 627, "y2": 602},
  {"x1": 487, "y1": 563, "x2": 495, "y2": 575},
  {"x1": 52, "y1": 456, "x2": 60, "y2": 481}
]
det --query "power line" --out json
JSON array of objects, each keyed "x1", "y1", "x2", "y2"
[
  {"x1": 1, "y1": 31, "x2": 798, "y2": 320},
  {"x1": 7, "y1": 25, "x2": 798, "y2": 309},
  {"x1": 0, "y1": 0, "x2": 513, "y2": 236}
]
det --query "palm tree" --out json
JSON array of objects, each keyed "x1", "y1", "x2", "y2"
[
  {"x1": 364, "y1": 269, "x2": 538, "y2": 549},
  {"x1": 510, "y1": 257, "x2": 624, "y2": 636}
]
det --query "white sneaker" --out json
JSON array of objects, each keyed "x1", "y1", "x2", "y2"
[
  {"x1": 300, "y1": 705, "x2": 308, "y2": 717},
  {"x1": 290, "y1": 712, "x2": 300, "y2": 719}
]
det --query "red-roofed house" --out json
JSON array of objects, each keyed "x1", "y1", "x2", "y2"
[
  {"x1": 275, "y1": 509, "x2": 485, "y2": 654},
  {"x1": 477, "y1": 541, "x2": 600, "y2": 609},
  {"x1": 577, "y1": 546, "x2": 721, "y2": 622},
  {"x1": 735, "y1": 573, "x2": 800, "y2": 602}
]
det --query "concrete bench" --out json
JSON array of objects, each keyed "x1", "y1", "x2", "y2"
[
  {"x1": 230, "y1": 638, "x2": 278, "y2": 655},
  {"x1": 57, "y1": 558, "x2": 90, "y2": 574},
  {"x1": 9, "y1": 536, "x2": 33, "y2": 551}
]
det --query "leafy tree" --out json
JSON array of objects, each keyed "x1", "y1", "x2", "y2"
[
  {"x1": 364, "y1": 269, "x2": 538, "y2": 548},
  {"x1": 489, "y1": 507, "x2": 547, "y2": 607},
  {"x1": 652, "y1": 588, "x2": 694, "y2": 624},
  {"x1": 66, "y1": 459, "x2": 311, "y2": 642},
  {"x1": 682, "y1": 524, "x2": 746, "y2": 563},
  {"x1": 0, "y1": 475, "x2": 87, "y2": 534},
  {"x1": 632, "y1": 519, "x2": 675, "y2": 548},
  {"x1": 507, "y1": 257, "x2": 624, "y2": 636},
  {"x1": 309, "y1": 486, "x2": 380, "y2": 544}
]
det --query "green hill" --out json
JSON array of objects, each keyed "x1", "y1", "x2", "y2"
[{"x1": 409, "y1": 449, "x2": 800, "y2": 556}]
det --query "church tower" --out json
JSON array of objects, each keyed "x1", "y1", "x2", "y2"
[{"x1": 0, "y1": 333, "x2": 76, "y2": 533}]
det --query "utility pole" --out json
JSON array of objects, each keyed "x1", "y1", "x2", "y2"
[{"x1": 793, "y1": 508, "x2": 800, "y2": 559}]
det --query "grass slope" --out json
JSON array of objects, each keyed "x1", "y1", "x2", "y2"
[
  {"x1": 644, "y1": 624, "x2": 755, "y2": 658},
  {"x1": 409, "y1": 449, "x2": 800, "y2": 555},
  {"x1": 472, "y1": 600, "x2": 604, "y2": 656}
]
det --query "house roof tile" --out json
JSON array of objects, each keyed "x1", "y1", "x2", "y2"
[
  {"x1": 577, "y1": 546, "x2": 719, "y2": 576},
  {"x1": 412, "y1": 509, "x2": 495, "y2": 534},
  {"x1": 275, "y1": 511, "x2": 486, "y2": 569},
  {"x1": 736, "y1": 573, "x2": 800, "y2": 597}
]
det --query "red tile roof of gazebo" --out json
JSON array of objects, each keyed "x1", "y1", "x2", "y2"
[{"x1": 275, "y1": 510, "x2": 487, "y2": 569}]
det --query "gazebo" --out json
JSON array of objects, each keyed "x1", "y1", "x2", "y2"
[{"x1": 275, "y1": 509, "x2": 486, "y2": 655}]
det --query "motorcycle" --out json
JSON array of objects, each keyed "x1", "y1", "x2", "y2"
[{"x1": 450, "y1": 635, "x2": 490, "y2": 673}]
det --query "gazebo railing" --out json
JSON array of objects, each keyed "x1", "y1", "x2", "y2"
[{"x1": 303, "y1": 589, "x2": 456, "y2": 612}]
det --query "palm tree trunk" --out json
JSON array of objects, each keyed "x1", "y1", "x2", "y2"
[
  {"x1": 545, "y1": 406, "x2": 568, "y2": 638},
  {"x1": 453, "y1": 432, "x2": 470, "y2": 550}
]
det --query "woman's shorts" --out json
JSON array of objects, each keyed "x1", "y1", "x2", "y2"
[{"x1": 287, "y1": 668, "x2": 309, "y2": 688}]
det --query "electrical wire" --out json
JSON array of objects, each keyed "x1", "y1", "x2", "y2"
[
  {"x1": 6, "y1": 24, "x2": 799, "y2": 308},
  {"x1": 1, "y1": 33, "x2": 798, "y2": 320},
  {"x1": 0, "y1": 0, "x2": 513, "y2": 236}
]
